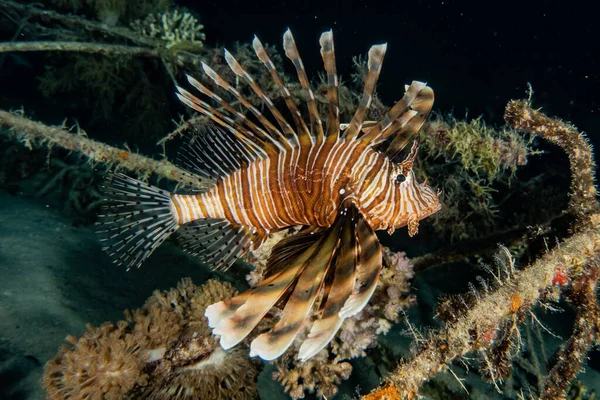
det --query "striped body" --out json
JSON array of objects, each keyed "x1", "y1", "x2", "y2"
[{"x1": 171, "y1": 137, "x2": 438, "y2": 243}]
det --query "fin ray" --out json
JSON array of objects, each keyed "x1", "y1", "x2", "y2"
[
  {"x1": 223, "y1": 49, "x2": 297, "y2": 146},
  {"x1": 319, "y1": 30, "x2": 340, "y2": 142},
  {"x1": 384, "y1": 85, "x2": 435, "y2": 159},
  {"x1": 175, "y1": 127, "x2": 258, "y2": 181},
  {"x1": 283, "y1": 28, "x2": 324, "y2": 141},
  {"x1": 252, "y1": 36, "x2": 312, "y2": 146},
  {"x1": 201, "y1": 61, "x2": 286, "y2": 151},
  {"x1": 177, "y1": 218, "x2": 252, "y2": 270},
  {"x1": 360, "y1": 81, "x2": 433, "y2": 158},
  {"x1": 206, "y1": 242, "x2": 318, "y2": 350},
  {"x1": 339, "y1": 211, "x2": 382, "y2": 318},
  {"x1": 298, "y1": 206, "x2": 358, "y2": 360},
  {"x1": 343, "y1": 43, "x2": 387, "y2": 140}
]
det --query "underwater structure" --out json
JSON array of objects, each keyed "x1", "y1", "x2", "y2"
[{"x1": 0, "y1": 1, "x2": 599, "y2": 399}]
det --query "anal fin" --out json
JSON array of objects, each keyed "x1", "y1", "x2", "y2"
[{"x1": 177, "y1": 218, "x2": 252, "y2": 271}]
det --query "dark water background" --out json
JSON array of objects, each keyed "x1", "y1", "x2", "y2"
[{"x1": 181, "y1": 0, "x2": 599, "y2": 148}]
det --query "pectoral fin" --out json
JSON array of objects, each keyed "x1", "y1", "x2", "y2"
[
  {"x1": 339, "y1": 212, "x2": 383, "y2": 319},
  {"x1": 205, "y1": 239, "x2": 316, "y2": 350},
  {"x1": 206, "y1": 204, "x2": 383, "y2": 361},
  {"x1": 298, "y1": 207, "x2": 358, "y2": 360},
  {"x1": 250, "y1": 217, "x2": 343, "y2": 360}
]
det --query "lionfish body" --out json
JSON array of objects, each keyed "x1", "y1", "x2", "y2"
[
  {"x1": 171, "y1": 136, "x2": 436, "y2": 238},
  {"x1": 98, "y1": 29, "x2": 441, "y2": 361}
]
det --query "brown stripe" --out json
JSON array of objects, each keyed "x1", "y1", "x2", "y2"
[
  {"x1": 216, "y1": 179, "x2": 239, "y2": 225},
  {"x1": 194, "y1": 193, "x2": 209, "y2": 218}
]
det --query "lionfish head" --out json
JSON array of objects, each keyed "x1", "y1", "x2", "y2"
[{"x1": 391, "y1": 164, "x2": 442, "y2": 230}]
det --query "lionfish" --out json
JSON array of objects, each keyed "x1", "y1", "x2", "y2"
[{"x1": 98, "y1": 29, "x2": 441, "y2": 361}]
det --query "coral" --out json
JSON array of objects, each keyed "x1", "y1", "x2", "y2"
[
  {"x1": 505, "y1": 99, "x2": 599, "y2": 225},
  {"x1": 418, "y1": 115, "x2": 535, "y2": 242},
  {"x1": 273, "y1": 352, "x2": 352, "y2": 399},
  {"x1": 0, "y1": 109, "x2": 212, "y2": 190},
  {"x1": 377, "y1": 250, "x2": 417, "y2": 323},
  {"x1": 42, "y1": 278, "x2": 259, "y2": 399},
  {"x1": 543, "y1": 260, "x2": 600, "y2": 399},
  {"x1": 421, "y1": 115, "x2": 529, "y2": 182},
  {"x1": 132, "y1": 9, "x2": 205, "y2": 52},
  {"x1": 44, "y1": 321, "x2": 147, "y2": 398}
]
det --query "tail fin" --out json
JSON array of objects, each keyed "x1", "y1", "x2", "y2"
[{"x1": 96, "y1": 173, "x2": 178, "y2": 270}]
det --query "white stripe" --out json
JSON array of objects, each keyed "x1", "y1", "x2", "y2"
[
  {"x1": 260, "y1": 157, "x2": 285, "y2": 227},
  {"x1": 223, "y1": 174, "x2": 242, "y2": 224},
  {"x1": 201, "y1": 192, "x2": 217, "y2": 218},
  {"x1": 276, "y1": 149, "x2": 297, "y2": 222},
  {"x1": 174, "y1": 195, "x2": 192, "y2": 223},
  {"x1": 211, "y1": 190, "x2": 226, "y2": 219},
  {"x1": 399, "y1": 185, "x2": 407, "y2": 216},
  {"x1": 362, "y1": 163, "x2": 388, "y2": 208},
  {"x1": 306, "y1": 140, "x2": 326, "y2": 193},
  {"x1": 248, "y1": 162, "x2": 269, "y2": 229},
  {"x1": 234, "y1": 169, "x2": 252, "y2": 225},
  {"x1": 189, "y1": 195, "x2": 204, "y2": 220},
  {"x1": 353, "y1": 152, "x2": 379, "y2": 194},
  {"x1": 370, "y1": 169, "x2": 393, "y2": 215},
  {"x1": 326, "y1": 139, "x2": 358, "y2": 194}
]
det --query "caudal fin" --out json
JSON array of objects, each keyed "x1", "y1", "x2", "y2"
[{"x1": 96, "y1": 173, "x2": 178, "y2": 270}]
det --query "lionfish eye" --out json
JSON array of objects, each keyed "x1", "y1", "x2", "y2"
[{"x1": 395, "y1": 174, "x2": 406, "y2": 183}]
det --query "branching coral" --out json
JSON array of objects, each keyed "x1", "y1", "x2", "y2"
[
  {"x1": 365, "y1": 100, "x2": 600, "y2": 399},
  {"x1": 273, "y1": 353, "x2": 353, "y2": 399},
  {"x1": 418, "y1": 114, "x2": 536, "y2": 242},
  {"x1": 132, "y1": 9, "x2": 205, "y2": 52},
  {"x1": 43, "y1": 278, "x2": 259, "y2": 399},
  {"x1": 44, "y1": 321, "x2": 147, "y2": 398},
  {"x1": 0, "y1": 109, "x2": 212, "y2": 190},
  {"x1": 504, "y1": 100, "x2": 599, "y2": 226},
  {"x1": 422, "y1": 115, "x2": 530, "y2": 182}
]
